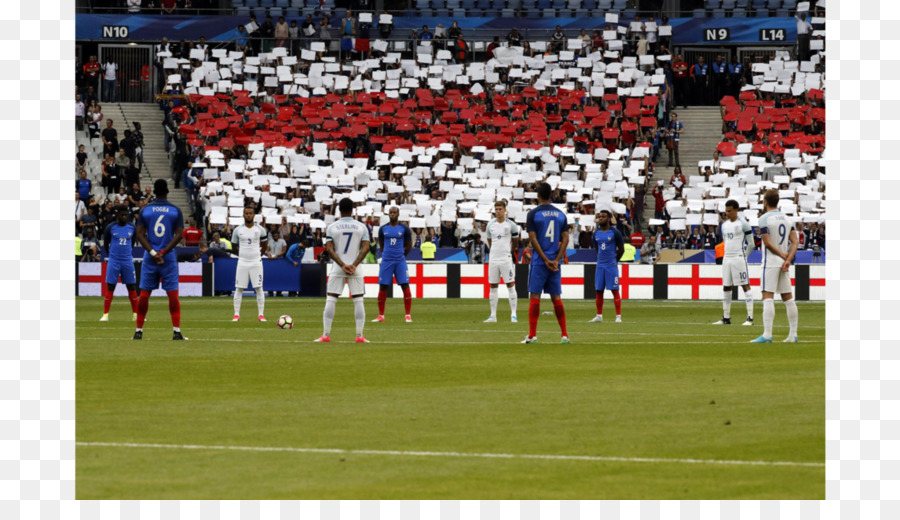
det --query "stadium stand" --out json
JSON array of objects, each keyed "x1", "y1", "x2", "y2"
[{"x1": 77, "y1": 2, "x2": 825, "y2": 258}]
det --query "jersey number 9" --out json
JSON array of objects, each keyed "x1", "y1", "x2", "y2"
[{"x1": 778, "y1": 224, "x2": 787, "y2": 244}]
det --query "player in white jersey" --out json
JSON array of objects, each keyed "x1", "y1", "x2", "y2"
[
  {"x1": 713, "y1": 200, "x2": 755, "y2": 326},
  {"x1": 315, "y1": 197, "x2": 371, "y2": 343},
  {"x1": 231, "y1": 206, "x2": 268, "y2": 322},
  {"x1": 751, "y1": 189, "x2": 799, "y2": 343},
  {"x1": 484, "y1": 200, "x2": 520, "y2": 323}
]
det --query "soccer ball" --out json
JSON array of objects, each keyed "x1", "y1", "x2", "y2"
[{"x1": 277, "y1": 315, "x2": 293, "y2": 329}]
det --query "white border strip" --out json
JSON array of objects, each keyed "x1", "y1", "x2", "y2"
[{"x1": 76, "y1": 441, "x2": 825, "y2": 468}]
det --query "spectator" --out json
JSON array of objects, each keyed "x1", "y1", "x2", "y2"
[
  {"x1": 506, "y1": 28, "x2": 523, "y2": 47},
  {"x1": 75, "y1": 191, "x2": 86, "y2": 232},
  {"x1": 183, "y1": 219, "x2": 203, "y2": 246},
  {"x1": 161, "y1": 0, "x2": 177, "y2": 15},
  {"x1": 132, "y1": 122, "x2": 145, "y2": 173},
  {"x1": 259, "y1": 15, "x2": 276, "y2": 53},
  {"x1": 591, "y1": 30, "x2": 604, "y2": 52},
  {"x1": 234, "y1": 25, "x2": 249, "y2": 53},
  {"x1": 658, "y1": 16, "x2": 672, "y2": 52},
  {"x1": 689, "y1": 227, "x2": 703, "y2": 249},
  {"x1": 702, "y1": 225, "x2": 718, "y2": 249},
  {"x1": 439, "y1": 220, "x2": 459, "y2": 248},
  {"x1": 83, "y1": 55, "x2": 100, "y2": 92},
  {"x1": 551, "y1": 26, "x2": 565, "y2": 53},
  {"x1": 640, "y1": 235, "x2": 660, "y2": 264},
  {"x1": 711, "y1": 55, "x2": 727, "y2": 105},
  {"x1": 690, "y1": 56, "x2": 709, "y2": 106},
  {"x1": 268, "y1": 230, "x2": 287, "y2": 260},
  {"x1": 274, "y1": 16, "x2": 290, "y2": 49},
  {"x1": 669, "y1": 166, "x2": 686, "y2": 198},
  {"x1": 81, "y1": 228, "x2": 102, "y2": 262},
  {"x1": 301, "y1": 15, "x2": 316, "y2": 49},
  {"x1": 796, "y1": 12, "x2": 813, "y2": 61},
  {"x1": 486, "y1": 36, "x2": 501, "y2": 59},
  {"x1": 671, "y1": 230, "x2": 686, "y2": 250},
  {"x1": 76, "y1": 144, "x2": 87, "y2": 174},
  {"x1": 418, "y1": 25, "x2": 433, "y2": 40},
  {"x1": 75, "y1": 94, "x2": 85, "y2": 133},
  {"x1": 629, "y1": 230, "x2": 645, "y2": 250},
  {"x1": 666, "y1": 113, "x2": 684, "y2": 167},
  {"x1": 465, "y1": 233, "x2": 486, "y2": 264},
  {"x1": 77, "y1": 171, "x2": 92, "y2": 202},
  {"x1": 288, "y1": 19, "x2": 300, "y2": 55},
  {"x1": 114, "y1": 186, "x2": 129, "y2": 207},
  {"x1": 448, "y1": 21, "x2": 462, "y2": 40},
  {"x1": 80, "y1": 204, "x2": 100, "y2": 238},
  {"x1": 101, "y1": 119, "x2": 118, "y2": 157}
]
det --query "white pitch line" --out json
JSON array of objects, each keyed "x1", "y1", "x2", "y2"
[
  {"x1": 77, "y1": 337, "x2": 817, "y2": 345},
  {"x1": 75, "y1": 441, "x2": 824, "y2": 468}
]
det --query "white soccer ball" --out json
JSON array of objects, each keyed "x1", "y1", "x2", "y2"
[{"x1": 277, "y1": 315, "x2": 293, "y2": 329}]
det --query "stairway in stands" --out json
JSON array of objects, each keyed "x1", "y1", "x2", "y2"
[
  {"x1": 641, "y1": 106, "x2": 725, "y2": 233},
  {"x1": 114, "y1": 103, "x2": 191, "y2": 215}
]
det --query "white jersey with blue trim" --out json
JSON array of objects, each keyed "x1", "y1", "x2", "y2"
[
  {"x1": 721, "y1": 218, "x2": 752, "y2": 258},
  {"x1": 325, "y1": 217, "x2": 370, "y2": 276},
  {"x1": 758, "y1": 210, "x2": 794, "y2": 266}
]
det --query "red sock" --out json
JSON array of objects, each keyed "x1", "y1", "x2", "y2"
[
  {"x1": 553, "y1": 299, "x2": 567, "y2": 337},
  {"x1": 377, "y1": 290, "x2": 387, "y2": 315},
  {"x1": 528, "y1": 298, "x2": 540, "y2": 338},
  {"x1": 167, "y1": 290, "x2": 181, "y2": 328},
  {"x1": 136, "y1": 291, "x2": 150, "y2": 329},
  {"x1": 103, "y1": 292, "x2": 114, "y2": 314},
  {"x1": 595, "y1": 292, "x2": 603, "y2": 315},
  {"x1": 128, "y1": 290, "x2": 138, "y2": 313},
  {"x1": 612, "y1": 290, "x2": 622, "y2": 316},
  {"x1": 402, "y1": 287, "x2": 412, "y2": 315}
]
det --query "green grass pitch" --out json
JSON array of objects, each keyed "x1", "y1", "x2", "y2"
[{"x1": 76, "y1": 296, "x2": 824, "y2": 499}]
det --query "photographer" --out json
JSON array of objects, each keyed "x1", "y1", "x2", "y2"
[{"x1": 463, "y1": 232, "x2": 486, "y2": 264}]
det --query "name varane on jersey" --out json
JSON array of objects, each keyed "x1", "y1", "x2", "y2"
[{"x1": 526, "y1": 204, "x2": 568, "y2": 264}]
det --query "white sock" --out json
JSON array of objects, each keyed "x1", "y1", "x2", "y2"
[
  {"x1": 723, "y1": 289, "x2": 732, "y2": 319},
  {"x1": 508, "y1": 288, "x2": 518, "y2": 317},
  {"x1": 256, "y1": 287, "x2": 265, "y2": 316},
  {"x1": 784, "y1": 299, "x2": 798, "y2": 338},
  {"x1": 173, "y1": 327, "x2": 180, "y2": 332},
  {"x1": 233, "y1": 289, "x2": 242, "y2": 315},
  {"x1": 353, "y1": 296, "x2": 365, "y2": 336},
  {"x1": 489, "y1": 287, "x2": 498, "y2": 317},
  {"x1": 744, "y1": 289, "x2": 754, "y2": 320},
  {"x1": 762, "y1": 299, "x2": 775, "y2": 339},
  {"x1": 323, "y1": 295, "x2": 337, "y2": 336}
]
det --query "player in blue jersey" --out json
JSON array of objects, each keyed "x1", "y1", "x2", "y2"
[
  {"x1": 589, "y1": 210, "x2": 625, "y2": 323},
  {"x1": 523, "y1": 182, "x2": 570, "y2": 344},
  {"x1": 373, "y1": 206, "x2": 413, "y2": 322},
  {"x1": 99, "y1": 206, "x2": 139, "y2": 322},
  {"x1": 133, "y1": 180, "x2": 186, "y2": 340}
]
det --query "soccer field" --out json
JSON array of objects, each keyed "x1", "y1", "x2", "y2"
[{"x1": 76, "y1": 296, "x2": 824, "y2": 499}]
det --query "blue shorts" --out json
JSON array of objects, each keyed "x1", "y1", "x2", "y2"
[
  {"x1": 139, "y1": 254, "x2": 179, "y2": 292},
  {"x1": 106, "y1": 260, "x2": 136, "y2": 285},
  {"x1": 595, "y1": 265, "x2": 620, "y2": 292},
  {"x1": 528, "y1": 263, "x2": 562, "y2": 296},
  {"x1": 378, "y1": 260, "x2": 409, "y2": 285}
]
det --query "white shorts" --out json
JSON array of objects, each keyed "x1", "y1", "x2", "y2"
[
  {"x1": 722, "y1": 256, "x2": 750, "y2": 287},
  {"x1": 488, "y1": 260, "x2": 516, "y2": 284},
  {"x1": 327, "y1": 274, "x2": 365, "y2": 296},
  {"x1": 235, "y1": 261, "x2": 263, "y2": 289},
  {"x1": 761, "y1": 267, "x2": 792, "y2": 295}
]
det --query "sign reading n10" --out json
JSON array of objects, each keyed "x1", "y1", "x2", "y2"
[
  {"x1": 102, "y1": 26, "x2": 130, "y2": 38},
  {"x1": 703, "y1": 28, "x2": 730, "y2": 41},
  {"x1": 759, "y1": 29, "x2": 786, "y2": 41}
]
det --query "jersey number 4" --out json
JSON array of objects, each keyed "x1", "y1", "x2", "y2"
[{"x1": 544, "y1": 220, "x2": 555, "y2": 243}]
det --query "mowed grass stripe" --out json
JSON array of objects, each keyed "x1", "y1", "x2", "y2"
[{"x1": 76, "y1": 441, "x2": 824, "y2": 467}]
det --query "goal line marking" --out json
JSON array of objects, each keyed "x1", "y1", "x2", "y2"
[{"x1": 76, "y1": 441, "x2": 824, "y2": 468}]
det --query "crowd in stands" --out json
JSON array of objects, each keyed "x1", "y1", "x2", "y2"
[{"x1": 76, "y1": 3, "x2": 825, "y2": 263}]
